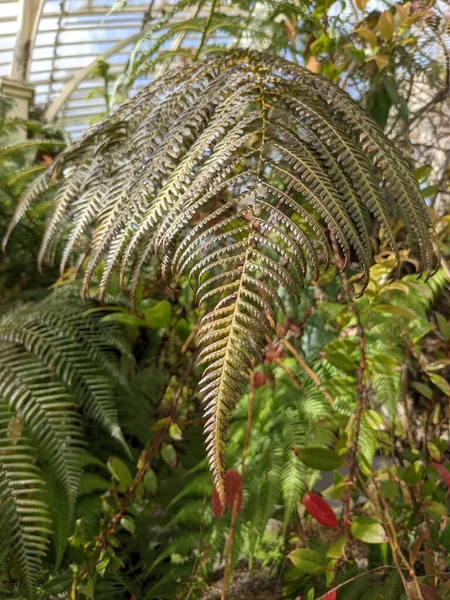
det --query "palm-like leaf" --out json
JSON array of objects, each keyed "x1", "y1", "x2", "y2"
[
  {"x1": 0, "y1": 289, "x2": 130, "y2": 597},
  {"x1": 4, "y1": 51, "x2": 437, "y2": 501}
]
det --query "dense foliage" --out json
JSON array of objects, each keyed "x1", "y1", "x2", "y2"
[{"x1": 0, "y1": 1, "x2": 449, "y2": 600}]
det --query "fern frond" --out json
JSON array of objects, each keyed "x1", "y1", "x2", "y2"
[
  {"x1": 0, "y1": 289, "x2": 130, "y2": 597},
  {"x1": 0, "y1": 402, "x2": 51, "y2": 598},
  {"x1": 5, "y1": 51, "x2": 437, "y2": 502}
]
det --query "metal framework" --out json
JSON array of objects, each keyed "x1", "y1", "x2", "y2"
[{"x1": 0, "y1": 0, "x2": 205, "y2": 138}]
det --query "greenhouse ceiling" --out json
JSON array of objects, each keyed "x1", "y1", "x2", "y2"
[{"x1": 0, "y1": 0, "x2": 208, "y2": 138}]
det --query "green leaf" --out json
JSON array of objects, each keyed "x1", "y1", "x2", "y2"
[
  {"x1": 415, "y1": 165, "x2": 432, "y2": 183},
  {"x1": 401, "y1": 462, "x2": 423, "y2": 486},
  {"x1": 439, "y1": 525, "x2": 450, "y2": 552},
  {"x1": 426, "y1": 501, "x2": 448, "y2": 520},
  {"x1": 367, "y1": 85, "x2": 391, "y2": 129},
  {"x1": 436, "y1": 314, "x2": 450, "y2": 341},
  {"x1": 428, "y1": 373, "x2": 450, "y2": 396},
  {"x1": 120, "y1": 515, "x2": 136, "y2": 534},
  {"x1": 288, "y1": 548, "x2": 326, "y2": 575},
  {"x1": 420, "y1": 481, "x2": 436, "y2": 498},
  {"x1": 107, "y1": 457, "x2": 133, "y2": 484},
  {"x1": 372, "y1": 304, "x2": 416, "y2": 319},
  {"x1": 325, "y1": 350, "x2": 357, "y2": 371},
  {"x1": 161, "y1": 443, "x2": 177, "y2": 467},
  {"x1": 412, "y1": 382, "x2": 433, "y2": 400},
  {"x1": 351, "y1": 516, "x2": 387, "y2": 544},
  {"x1": 144, "y1": 300, "x2": 172, "y2": 329},
  {"x1": 327, "y1": 536, "x2": 346, "y2": 558},
  {"x1": 101, "y1": 312, "x2": 146, "y2": 327},
  {"x1": 368, "y1": 354, "x2": 398, "y2": 374},
  {"x1": 427, "y1": 441, "x2": 442, "y2": 462},
  {"x1": 78, "y1": 579, "x2": 94, "y2": 600},
  {"x1": 294, "y1": 447, "x2": 343, "y2": 471},
  {"x1": 380, "y1": 480, "x2": 398, "y2": 501},
  {"x1": 384, "y1": 78, "x2": 399, "y2": 105},
  {"x1": 169, "y1": 422, "x2": 183, "y2": 441},
  {"x1": 421, "y1": 185, "x2": 437, "y2": 198},
  {"x1": 144, "y1": 469, "x2": 158, "y2": 494},
  {"x1": 175, "y1": 317, "x2": 191, "y2": 342}
]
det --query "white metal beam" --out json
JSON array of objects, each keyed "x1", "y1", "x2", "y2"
[
  {"x1": 10, "y1": 0, "x2": 45, "y2": 81},
  {"x1": 44, "y1": 28, "x2": 150, "y2": 122}
]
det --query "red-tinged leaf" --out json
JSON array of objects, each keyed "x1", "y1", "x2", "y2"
[
  {"x1": 212, "y1": 486, "x2": 224, "y2": 519},
  {"x1": 225, "y1": 469, "x2": 243, "y2": 514},
  {"x1": 324, "y1": 590, "x2": 337, "y2": 600},
  {"x1": 418, "y1": 583, "x2": 442, "y2": 600},
  {"x1": 407, "y1": 582, "x2": 443, "y2": 600},
  {"x1": 303, "y1": 491, "x2": 339, "y2": 530},
  {"x1": 253, "y1": 371, "x2": 269, "y2": 387},
  {"x1": 432, "y1": 462, "x2": 450, "y2": 488},
  {"x1": 212, "y1": 469, "x2": 244, "y2": 518}
]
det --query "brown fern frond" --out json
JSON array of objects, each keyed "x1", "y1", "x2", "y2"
[{"x1": 4, "y1": 51, "x2": 438, "y2": 502}]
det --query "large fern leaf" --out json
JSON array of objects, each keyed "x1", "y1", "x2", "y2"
[
  {"x1": 4, "y1": 51, "x2": 437, "y2": 501},
  {"x1": 0, "y1": 289, "x2": 130, "y2": 597}
]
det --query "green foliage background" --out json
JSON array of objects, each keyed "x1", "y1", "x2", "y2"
[{"x1": 0, "y1": 1, "x2": 449, "y2": 599}]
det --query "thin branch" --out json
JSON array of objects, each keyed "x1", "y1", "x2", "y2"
[
  {"x1": 281, "y1": 337, "x2": 335, "y2": 407},
  {"x1": 76, "y1": 353, "x2": 196, "y2": 584},
  {"x1": 329, "y1": 234, "x2": 366, "y2": 533},
  {"x1": 315, "y1": 566, "x2": 398, "y2": 600}
]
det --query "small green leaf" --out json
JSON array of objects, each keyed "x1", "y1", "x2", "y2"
[
  {"x1": 380, "y1": 480, "x2": 398, "y2": 501},
  {"x1": 151, "y1": 417, "x2": 170, "y2": 432},
  {"x1": 307, "y1": 587, "x2": 315, "y2": 600},
  {"x1": 369, "y1": 354, "x2": 398, "y2": 374},
  {"x1": 327, "y1": 536, "x2": 346, "y2": 558},
  {"x1": 107, "y1": 457, "x2": 133, "y2": 484},
  {"x1": 415, "y1": 165, "x2": 432, "y2": 183},
  {"x1": 288, "y1": 548, "x2": 326, "y2": 575},
  {"x1": 384, "y1": 78, "x2": 399, "y2": 105},
  {"x1": 175, "y1": 317, "x2": 191, "y2": 342},
  {"x1": 144, "y1": 300, "x2": 172, "y2": 329},
  {"x1": 421, "y1": 185, "x2": 437, "y2": 198},
  {"x1": 325, "y1": 350, "x2": 357, "y2": 371},
  {"x1": 144, "y1": 469, "x2": 158, "y2": 494},
  {"x1": 402, "y1": 462, "x2": 423, "y2": 486},
  {"x1": 372, "y1": 304, "x2": 416, "y2": 318},
  {"x1": 426, "y1": 501, "x2": 448, "y2": 520},
  {"x1": 420, "y1": 481, "x2": 436, "y2": 498},
  {"x1": 169, "y1": 422, "x2": 183, "y2": 441},
  {"x1": 439, "y1": 525, "x2": 450, "y2": 552},
  {"x1": 367, "y1": 85, "x2": 391, "y2": 129},
  {"x1": 161, "y1": 443, "x2": 177, "y2": 467},
  {"x1": 120, "y1": 515, "x2": 135, "y2": 534},
  {"x1": 351, "y1": 516, "x2": 387, "y2": 544},
  {"x1": 436, "y1": 314, "x2": 450, "y2": 341},
  {"x1": 78, "y1": 579, "x2": 95, "y2": 599},
  {"x1": 101, "y1": 313, "x2": 146, "y2": 327},
  {"x1": 294, "y1": 447, "x2": 343, "y2": 471},
  {"x1": 428, "y1": 373, "x2": 450, "y2": 396},
  {"x1": 412, "y1": 382, "x2": 433, "y2": 400},
  {"x1": 427, "y1": 441, "x2": 442, "y2": 462}
]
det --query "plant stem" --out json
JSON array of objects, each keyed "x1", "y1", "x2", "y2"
[{"x1": 282, "y1": 337, "x2": 334, "y2": 406}]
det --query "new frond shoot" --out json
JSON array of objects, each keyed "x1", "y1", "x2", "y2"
[{"x1": 4, "y1": 51, "x2": 438, "y2": 502}]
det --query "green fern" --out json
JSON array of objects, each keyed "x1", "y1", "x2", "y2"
[
  {"x1": 0, "y1": 289, "x2": 130, "y2": 598},
  {"x1": 4, "y1": 51, "x2": 437, "y2": 502}
]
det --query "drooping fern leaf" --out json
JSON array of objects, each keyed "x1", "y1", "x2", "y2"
[
  {"x1": 4, "y1": 51, "x2": 438, "y2": 501},
  {"x1": 0, "y1": 289, "x2": 130, "y2": 597}
]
